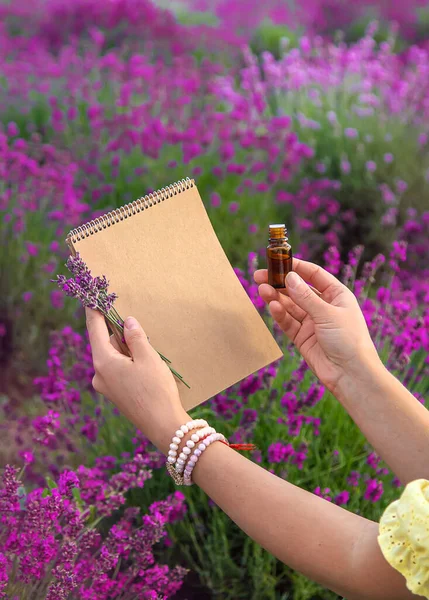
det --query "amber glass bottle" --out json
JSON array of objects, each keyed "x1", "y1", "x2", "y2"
[{"x1": 267, "y1": 224, "x2": 292, "y2": 289}]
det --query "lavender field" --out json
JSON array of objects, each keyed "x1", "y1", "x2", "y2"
[{"x1": 0, "y1": 1, "x2": 428, "y2": 598}]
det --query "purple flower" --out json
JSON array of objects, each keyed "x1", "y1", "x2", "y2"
[
  {"x1": 292, "y1": 449, "x2": 307, "y2": 469},
  {"x1": 210, "y1": 192, "x2": 221, "y2": 208},
  {"x1": 0, "y1": 553, "x2": 9, "y2": 597},
  {"x1": 344, "y1": 128, "x2": 358, "y2": 139},
  {"x1": 228, "y1": 201, "x2": 239, "y2": 214},
  {"x1": 366, "y1": 452, "x2": 381, "y2": 471},
  {"x1": 396, "y1": 179, "x2": 408, "y2": 193},
  {"x1": 314, "y1": 487, "x2": 332, "y2": 501},
  {"x1": 334, "y1": 491, "x2": 350, "y2": 506},
  {"x1": 58, "y1": 471, "x2": 80, "y2": 499},
  {"x1": 32, "y1": 410, "x2": 61, "y2": 446},
  {"x1": 347, "y1": 471, "x2": 360, "y2": 487},
  {"x1": 366, "y1": 160, "x2": 377, "y2": 173},
  {"x1": 267, "y1": 442, "x2": 294, "y2": 464},
  {"x1": 364, "y1": 478, "x2": 384, "y2": 502},
  {"x1": 327, "y1": 111, "x2": 337, "y2": 124},
  {"x1": 50, "y1": 290, "x2": 64, "y2": 310},
  {"x1": 7, "y1": 122, "x2": 19, "y2": 137},
  {"x1": 341, "y1": 159, "x2": 351, "y2": 174},
  {"x1": 240, "y1": 409, "x2": 258, "y2": 425},
  {"x1": 25, "y1": 242, "x2": 39, "y2": 257},
  {"x1": 0, "y1": 462, "x2": 186, "y2": 598},
  {"x1": 324, "y1": 246, "x2": 341, "y2": 275},
  {"x1": 19, "y1": 451, "x2": 34, "y2": 465},
  {"x1": 53, "y1": 254, "x2": 118, "y2": 314},
  {"x1": 390, "y1": 240, "x2": 407, "y2": 262}
]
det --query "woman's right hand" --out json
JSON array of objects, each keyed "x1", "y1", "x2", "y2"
[{"x1": 254, "y1": 259, "x2": 382, "y2": 394}]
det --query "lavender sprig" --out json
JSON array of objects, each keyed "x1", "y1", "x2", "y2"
[{"x1": 52, "y1": 254, "x2": 190, "y2": 388}]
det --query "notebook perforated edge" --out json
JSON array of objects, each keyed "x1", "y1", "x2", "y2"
[{"x1": 66, "y1": 177, "x2": 195, "y2": 246}]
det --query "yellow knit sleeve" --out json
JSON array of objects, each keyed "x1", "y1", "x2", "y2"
[{"x1": 378, "y1": 479, "x2": 429, "y2": 598}]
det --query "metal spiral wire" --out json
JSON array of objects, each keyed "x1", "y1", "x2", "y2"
[{"x1": 66, "y1": 178, "x2": 194, "y2": 244}]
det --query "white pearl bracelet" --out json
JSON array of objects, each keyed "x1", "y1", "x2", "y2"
[
  {"x1": 183, "y1": 432, "x2": 227, "y2": 486},
  {"x1": 174, "y1": 425, "x2": 216, "y2": 473},
  {"x1": 166, "y1": 419, "x2": 208, "y2": 466}
]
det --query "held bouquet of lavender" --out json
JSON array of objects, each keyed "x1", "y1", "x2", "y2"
[{"x1": 53, "y1": 253, "x2": 190, "y2": 388}]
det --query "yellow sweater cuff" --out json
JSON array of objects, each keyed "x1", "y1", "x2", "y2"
[{"x1": 378, "y1": 479, "x2": 429, "y2": 598}]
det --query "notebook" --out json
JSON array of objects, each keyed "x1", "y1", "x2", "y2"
[{"x1": 66, "y1": 178, "x2": 283, "y2": 410}]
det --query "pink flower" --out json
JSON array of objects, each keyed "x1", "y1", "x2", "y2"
[
  {"x1": 344, "y1": 128, "x2": 358, "y2": 139},
  {"x1": 228, "y1": 202, "x2": 239, "y2": 214},
  {"x1": 7, "y1": 122, "x2": 19, "y2": 137},
  {"x1": 210, "y1": 193, "x2": 221, "y2": 208},
  {"x1": 50, "y1": 290, "x2": 64, "y2": 310},
  {"x1": 418, "y1": 133, "x2": 427, "y2": 146},
  {"x1": 364, "y1": 478, "x2": 383, "y2": 502},
  {"x1": 334, "y1": 491, "x2": 350, "y2": 505},
  {"x1": 276, "y1": 190, "x2": 294, "y2": 203},
  {"x1": 25, "y1": 242, "x2": 39, "y2": 257},
  {"x1": 396, "y1": 179, "x2": 408, "y2": 193},
  {"x1": 314, "y1": 487, "x2": 332, "y2": 501},
  {"x1": 49, "y1": 241, "x2": 60, "y2": 252},
  {"x1": 347, "y1": 471, "x2": 360, "y2": 487},
  {"x1": 19, "y1": 450, "x2": 34, "y2": 465},
  {"x1": 366, "y1": 161, "x2": 377, "y2": 172},
  {"x1": 341, "y1": 159, "x2": 351, "y2": 174}
]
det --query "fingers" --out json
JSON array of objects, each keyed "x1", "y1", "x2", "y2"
[
  {"x1": 255, "y1": 259, "x2": 342, "y2": 295},
  {"x1": 254, "y1": 269, "x2": 268, "y2": 285},
  {"x1": 123, "y1": 316, "x2": 150, "y2": 362},
  {"x1": 292, "y1": 259, "x2": 342, "y2": 294},
  {"x1": 259, "y1": 283, "x2": 307, "y2": 322},
  {"x1": 285, "y1": 272, "x2": 330, "y2": 319},
  {"x1": 85, "y1": 308, "x2": 115, "y2": 368},
  {"x1": 110, "y1": 334, "x2": 121, "y2": 353},
  {"x1": 268, "y1": 301, "x2": 301, "y2": 342}
]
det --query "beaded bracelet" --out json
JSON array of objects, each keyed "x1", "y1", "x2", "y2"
[
  {"x1": 166, "y1": 420, "x2": 256, "y2": 486},
  {"x1": 174, "y1": 426, "x2": 216, "y2": 474},
  {"x1": 183, "y1": 432, "x2": 227, "y2": 486},
  {"x1": 167, "y1": 419, "x2": 208, "y2": 466}
]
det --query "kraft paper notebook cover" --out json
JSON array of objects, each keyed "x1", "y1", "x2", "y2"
[{"x1": 66, "y1": 178, "x2": 283, "y2": 410}]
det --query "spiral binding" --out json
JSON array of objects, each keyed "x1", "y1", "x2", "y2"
[{"x1": 66, "y1": 178, "x2": 195, "y2": 245}]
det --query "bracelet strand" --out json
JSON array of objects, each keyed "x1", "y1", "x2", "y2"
[
  {"x1": 183, "y1": 432, "x2": 227, "y2": 486},
  {"x1": 167, "y1": 419, "x2": 208, "y2": 465},
  {"x1": 166, "y1": 420, "x2": 257, "y2": 486},
  {"x1": 175, "y1": 426, "x2": 216, "y2": 473}
]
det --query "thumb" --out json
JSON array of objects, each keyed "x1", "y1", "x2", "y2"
[
  {"x1": 285, "y1": 272, "x2": 328, "y2": 319},
  {"x1": 123, "y1": 316, "x2": 150, "y2": 362}
]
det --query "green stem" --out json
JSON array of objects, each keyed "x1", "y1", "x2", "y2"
[
  {"x1": 102, "y1": 309, "x2": 190, "y2": 388},
  {"x1": 157, "y1": 351, "x2": 171, "y2": 364}
]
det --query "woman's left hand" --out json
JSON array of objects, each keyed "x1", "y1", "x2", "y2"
[{"x1": 86, "y1": 308, "x2": 189, "y2": 454}]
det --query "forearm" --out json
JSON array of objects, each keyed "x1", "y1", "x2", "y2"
[
  {"x1": 334, "y1": 358, "x2": 429, "y2": 484},
  {"x1": 191, "y1": 442, "x2": 413, "y2": 600}
]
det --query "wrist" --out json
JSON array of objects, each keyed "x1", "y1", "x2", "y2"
[
  {"x1": 153, "y1": 409, "x2": 191, "y2": 456},
  {"x1": 333, "y1": 352, "x2": 387, "y2": 406}
]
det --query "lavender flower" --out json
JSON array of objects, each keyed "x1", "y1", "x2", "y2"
[
  {"x1": 54, "y1": 255, "x2": 118, "y2": 313},
  {"x1": 0, "y1": 465, "x2": 187, "y2": 599}
]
